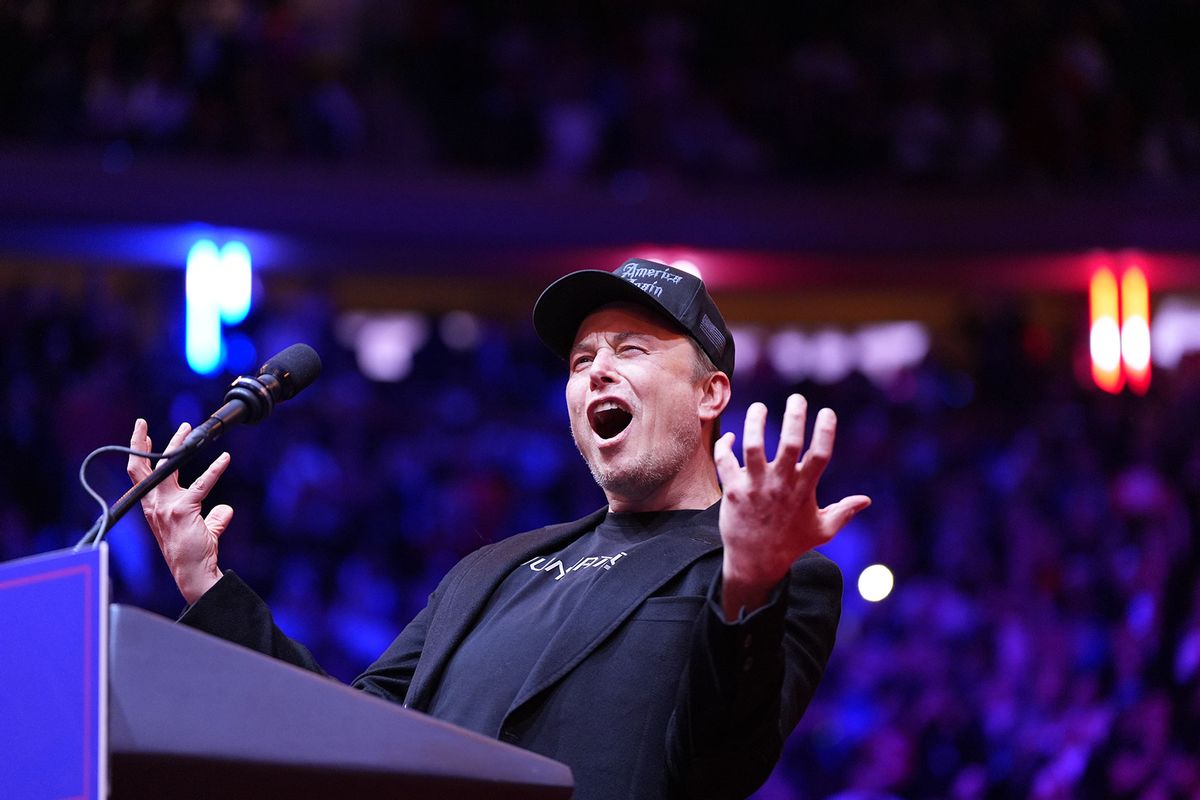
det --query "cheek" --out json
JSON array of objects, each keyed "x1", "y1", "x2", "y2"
[{"x1": 565, "y1": 386, "x2": 587, "y2": 430}]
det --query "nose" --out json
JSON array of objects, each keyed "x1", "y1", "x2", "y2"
[{"x1": 588, "y1": 347, "x2": 619, "y2": 389}]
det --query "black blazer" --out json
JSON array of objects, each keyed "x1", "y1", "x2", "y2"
[{"x1": 180, "y1": 504, "x2": 842, "y2": 800}]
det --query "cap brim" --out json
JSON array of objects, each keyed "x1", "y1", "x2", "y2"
[{"x1": 533, "y1": 270, "x2": 689, "y2": 360}]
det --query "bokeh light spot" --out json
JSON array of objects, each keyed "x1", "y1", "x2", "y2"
[{"x1": 858, "y1": 563, "x2": 894, "y2": 602}]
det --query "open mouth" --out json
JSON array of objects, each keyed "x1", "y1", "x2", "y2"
[{"x1": 590, "y1": 401, "x2": 633, "y2": 440}]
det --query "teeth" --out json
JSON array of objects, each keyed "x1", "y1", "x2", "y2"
[{"x1": 591, "y1": 401, "x2": 633, "y2": 440}]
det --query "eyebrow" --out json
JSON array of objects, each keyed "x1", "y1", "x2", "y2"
[{"x1": 569, "y1": 331, "x2": 655, "y2": 358}]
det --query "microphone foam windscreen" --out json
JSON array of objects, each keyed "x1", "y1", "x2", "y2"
[{"x1": 261, "y1": 343, "x2": 323, "y2": 400}]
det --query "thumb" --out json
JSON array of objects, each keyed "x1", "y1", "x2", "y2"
[
  {"x1": 205, "y1": 504, "x2": 235, "y2": 537},
  {"x1": 821, "y1": 495, "x2": 871, "y2": 537}
]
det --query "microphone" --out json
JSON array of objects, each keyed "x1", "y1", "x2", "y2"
[
  {"x1": 74, "y1": 343, "x2": 322, "y2": 549},
  {"x1": 181, "y1": 343, "x2": 323, "y2": 451}
]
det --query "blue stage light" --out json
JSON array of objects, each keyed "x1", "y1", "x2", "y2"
[
  {"x1": 218, "y1": 241, "x2": 253, "y2": 324},
  {"x1": 186, "y1": 239, "x2": 253, "y2": 374}
]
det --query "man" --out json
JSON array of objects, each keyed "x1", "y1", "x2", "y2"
[{"x1": 129, "y1": 258, "x2": 870, "y2": 800}]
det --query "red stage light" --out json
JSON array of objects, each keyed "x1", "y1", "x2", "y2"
[
  {"x1": 1090, "y1": 266, "x2": 1123, "y2": 394},
  {"x1": 1120, "y1": 263, "x2": 1151, "y2": 395},
  {"x1": 1088, "y1": 257, "x2": 1153, "y2": 395}
]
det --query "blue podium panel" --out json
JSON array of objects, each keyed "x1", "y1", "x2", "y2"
[{"x1": 0, "y1": 546, "x2": 107, "y2": 800}]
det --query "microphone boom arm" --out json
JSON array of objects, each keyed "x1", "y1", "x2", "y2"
[{"x1": 73, "y1": 343, "x2": 321, "y2": 550}]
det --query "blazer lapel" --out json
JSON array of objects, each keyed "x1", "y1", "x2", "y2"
[
  {"x1": 407, "y1": 507, "x2": 609, "y2": 708},
  {"x1": 506, "y1": 505, "x2": 723, "y2": 717}
]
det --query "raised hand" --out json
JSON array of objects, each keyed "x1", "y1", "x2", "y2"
[
  {"x1": 127, "y1": 418, "x2": 233, "y2": 604},
  {"x1": 714, "y1": 394, "x2": 870, "y2": 620}
]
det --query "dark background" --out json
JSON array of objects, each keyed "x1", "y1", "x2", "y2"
[{"x1": 2, "y1": 2, "x2": 1199, "y2": 797}]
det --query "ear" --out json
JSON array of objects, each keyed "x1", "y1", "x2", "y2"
[{"x1": 697, "y1": 371, "x2": 731, "y2": 424}]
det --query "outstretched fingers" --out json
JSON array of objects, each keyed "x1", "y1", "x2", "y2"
[
  {"x1": 127, "y1": 418, "x2": 153, "y2": 483},
  {"x1": 713, "y1": 431, "x2": 740, "y2": 486},
  {"x1": 742, "y1": 402, "x2": 768, "y2": 477},
  {"x1": 773, "y1": 394, "x2": 808, "y2": 469},
  {"x1": 156, "y1": 422, "x2": 191, "y2": 469},
  {"x1": 188, "y1": 452, "x2": 231, "y2": 502},
  {"x1": 798, "y1": 407, "x2": 838, "y2": 482}
]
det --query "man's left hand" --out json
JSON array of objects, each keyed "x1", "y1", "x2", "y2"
[{"x1": 714, "y1": 394, "x2": 870, "y2": 621}]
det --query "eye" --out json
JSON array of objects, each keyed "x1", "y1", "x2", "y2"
[
  {"x1": 570, "y1": 354, "x2": 593, "y2": 371},
  {"x1": 618, "y1": 344, "x2": 647, "y2": 356}
]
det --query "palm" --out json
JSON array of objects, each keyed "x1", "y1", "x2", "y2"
[
  {"x1": 127, "y1": 419, "x2": 234, "y2": 604},
  {"x1": 715, "y1": 395, "x2": 869, "y2": 589}
]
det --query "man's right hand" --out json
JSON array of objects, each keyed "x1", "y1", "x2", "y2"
[{"x1": 127, "y1": 418, "x2": 234, "y2": 605}]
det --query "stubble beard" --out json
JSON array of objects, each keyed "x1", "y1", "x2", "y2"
[{"x1": 572, "y1": 416, "x2": 700, "y2": 503}]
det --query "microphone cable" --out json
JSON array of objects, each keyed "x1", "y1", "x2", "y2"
[{"x1": 75, "y1": 442, "x2": 178, "y2": 551}]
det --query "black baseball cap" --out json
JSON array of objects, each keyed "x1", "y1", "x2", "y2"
[{"x1": 533, "y1": 258, "x2": 735, "y2": 378}]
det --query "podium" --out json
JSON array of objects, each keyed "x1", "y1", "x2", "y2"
[{"x1": 0, "y1": 547, "x2": 574, "y2": 799}]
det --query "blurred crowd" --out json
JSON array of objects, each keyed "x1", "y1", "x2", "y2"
[
  {"x1": 3, "y1": 1, "x2": 1199, "y2": 185},
  {"x1": 2, "y1": 276, "x2": 1197, "y2": 799}
]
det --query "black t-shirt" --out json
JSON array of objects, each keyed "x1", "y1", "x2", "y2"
[{"x1": 426, "y1": 508, "x2": 708, "y2": 737}]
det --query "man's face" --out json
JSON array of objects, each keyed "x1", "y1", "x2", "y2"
[{"x1": 566, "y1": 304, "x2": 709, "y2": 506}]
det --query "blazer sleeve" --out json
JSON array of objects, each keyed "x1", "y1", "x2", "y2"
[
  {"x1": 666, "y1": 551, "x2": 843, "y2": 799},
  {"x1": 177, "y1": 569, "x2": 432, "y2": 706},
  {"x1": 178, "y1": 570, "x2": 332, "y2": 675},
  {"x1": 349, "y1": 595, "x2": 435, "y2": 704}
]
